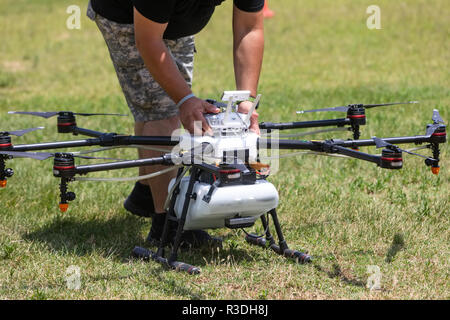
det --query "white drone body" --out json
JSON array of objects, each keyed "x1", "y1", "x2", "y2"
[
  {"x1": 171, "y1": 91, "x2": 279, "y2": 230},
  {"x1": 178, "y1": 90, "x2": 261, "y2": 165}
]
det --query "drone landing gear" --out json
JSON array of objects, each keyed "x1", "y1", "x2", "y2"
[
  {"x1": 245, "y1": 209, "x2": 312, "y2": 264},
  {"x1": 132, "y1": 167, "x2": 203, "y2": 275},
  {"x1": 132, "y1": 166, "x2": 311, "y2": 274}
]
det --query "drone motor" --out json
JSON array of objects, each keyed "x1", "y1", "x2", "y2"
[
  {"x1": 346, "y1": 105, "x2": 366, "y2": 125},
  {"x1": 57, "y1": 112, "x2": 77, "y2": 134},
  {"x1": 380, "y1": 148, "x2": 403, "y2": 170}
]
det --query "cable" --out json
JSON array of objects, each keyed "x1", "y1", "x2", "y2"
[
  {"x1": 241, "y1": 213, "x2": 271, "y2": 239},
  {"x1": 405, "y1": 145, "x2": 430, "y2": 152}
]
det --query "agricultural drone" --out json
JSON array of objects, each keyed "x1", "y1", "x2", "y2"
[{"x1": 0, "y1": 91, "x2": 446, "y2": 274}]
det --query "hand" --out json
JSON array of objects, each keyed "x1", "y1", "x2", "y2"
[
  {"x1": 238, "y1": 100, "x2": 260, "y2": 135},
  {"x1": 179, "y1": 96, "x2": 220, "y2": 135}
]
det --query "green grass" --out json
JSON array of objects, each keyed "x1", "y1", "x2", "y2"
[{"x1": 0, "y1": 0, "x2": 449, "y2": 299}]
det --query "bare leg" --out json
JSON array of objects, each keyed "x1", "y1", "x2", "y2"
[{"x1": 134, "y1": 115, "x2": 180, "y2": 213}]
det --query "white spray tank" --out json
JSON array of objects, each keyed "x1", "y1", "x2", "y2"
[{"x1": 168, "y1": 176, "x2": 279, "y2": 230}]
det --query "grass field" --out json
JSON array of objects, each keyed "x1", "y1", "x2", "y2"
[{"x1": 0, "y1": 0, "x2": 448, "y2": 300}]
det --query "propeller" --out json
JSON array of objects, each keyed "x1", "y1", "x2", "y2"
[
  {"x1": 1, "y1": 127, "x2": 44, "y2": 136},
  {"x1": 297, "y1": 101, "x2": 419, "y2": 114},
  {"x1": 8, "y1": 111, "x2": 128, "y2": 118},
  {"x1": 0, "y1": 150, "x2": 125, "y2": 161},
  {"x1": 426, "y1": 109, "x2": 445, "y2": 136}
]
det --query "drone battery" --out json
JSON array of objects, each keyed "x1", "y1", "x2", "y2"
[
  {"x1": 380, "y1": 149, "x2": 403, "y2": 169},
  {"x1": 169, "y1": 177, "x2": 279, "y2": 230}
]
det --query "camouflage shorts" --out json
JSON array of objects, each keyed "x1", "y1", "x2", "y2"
[{"x1": 87, "y1": 2, "x2": 195, "y2": 122}]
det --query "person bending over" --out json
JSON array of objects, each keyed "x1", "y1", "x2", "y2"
[{"x1": 87, "y1": 0, "x2": 264, "y2": 247}]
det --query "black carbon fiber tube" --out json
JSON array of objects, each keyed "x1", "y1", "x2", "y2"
[
  {"x1": 258, "y1": 138, "x2": 322, "y2": 150},
  {"x1": 72, "y1": 127, "x2": 105, "y2": 138},
  {"x1": 12, "y1": 138, "x2": 101, "y2": 151},
  {"x1": 74, "y1": 154, "x2": 174, "y2": 175}
]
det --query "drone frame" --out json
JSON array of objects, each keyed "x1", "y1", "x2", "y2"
[{"x1": 0, "y1": 101, "x2": 447, "y2": 274}]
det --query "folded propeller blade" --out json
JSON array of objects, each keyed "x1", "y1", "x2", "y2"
[
  {"x1": 297, "y1": 101, "x2": 418, "y2": 114},
  {"x1": 372, "y1": 136, "x2": 391, "y2": 149},
  {"x1": 8, "y1": 111, "x2": 59, "y2": 118},
  {"x1": 425, "y1": 109, "x2": 445, "y2": 136},
  {"x1": 297, "y1": 106, "x2": 349, "y2": 114},
  {"x1": 73, "y1": 112, "x2": 128, "y2": 117},
  {"x1": 364, "y1": 101, "x2": 419, "y2": 109},
  {"x1": 0, "y1": 151, "x2": 54, "y2": 160},
  {"x1": 432, "y1": 109, "x2": 444, "y2": 124},
  {"x1": 5, "y1": 127, "x2": 45, "y2": 137}
]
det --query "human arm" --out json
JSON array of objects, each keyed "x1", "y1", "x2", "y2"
[
  {"x1": 232, "y1": 4, "x2": 264, "y2": 134},
  {"x1": 133, "y1": 8, "x2": 218, "y2": 134}
]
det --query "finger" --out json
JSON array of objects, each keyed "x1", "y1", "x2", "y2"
[{"x1": 203, "y1": 102, "x2": 220, "y2": 114}]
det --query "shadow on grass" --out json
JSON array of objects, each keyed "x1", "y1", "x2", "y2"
[
  {"x1": 23, "y1": 214, "x2": 258, "y2": 268},
  {"x1": 23, "y1": 214, "x2": 147, "y2": 261},
  {"x1": 386, "y1": 233, "x2": 405, "y2": 263},
  {"x1": 313, "y1": 263, "x2": 366, "y2": 288},
  {"x1": 309, "y1": 251, "x2": 371, "y2": 288}
]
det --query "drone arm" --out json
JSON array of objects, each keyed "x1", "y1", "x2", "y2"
[
  {"x1": 71, "y1": 127, "x2": 106, "y2": 138},
  {"x1": 74, "y1": 154, "x2": 175, "y2": 176},
  {"x1": 11, "y1": 138, "x2": 102, "y2": 152},
  {"x1": 258, "y1": 138, "x2": 322, "y2": 151},
  {"x1": 322, "y1": 143, "x2": 381, "y2": 165},
  {"x1": 10, "y1": 134, "x2": 179, "y2": 153},
  {"x1": 126, "y1": 135, "x2": 180, "y2": 146}
]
